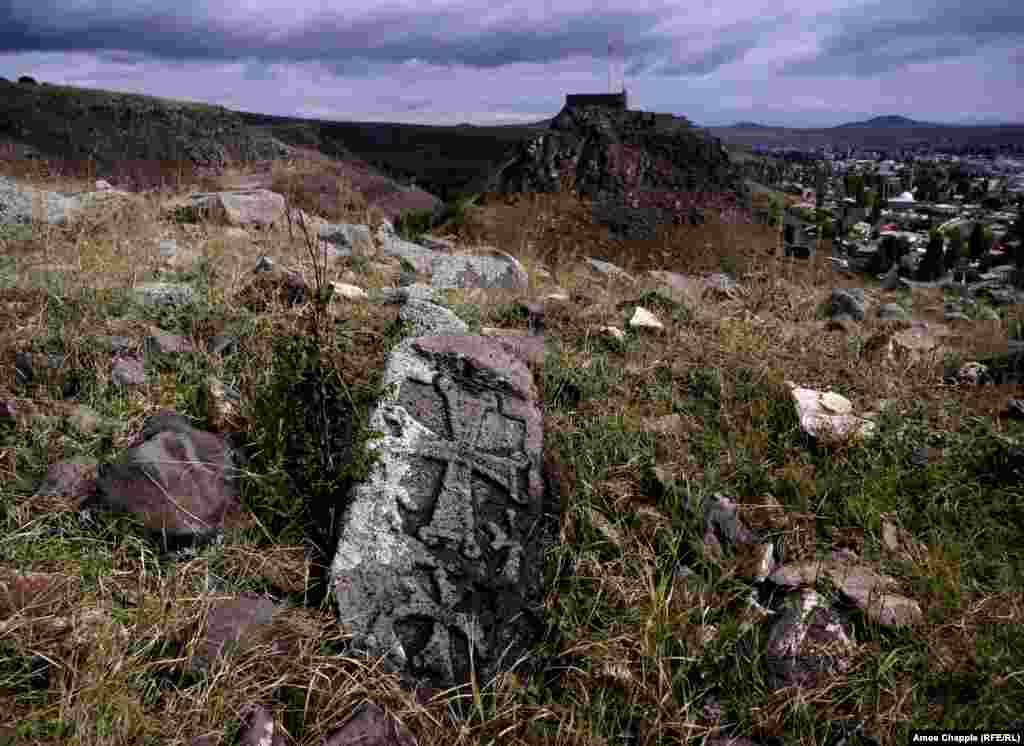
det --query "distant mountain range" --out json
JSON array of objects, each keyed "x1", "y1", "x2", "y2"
[
  {"x1": 720, "y1": 115, "x2": 1023, "y2": 130},
  {"x1": 833, "y1": 115, "x2": 936, "y2": 129}
]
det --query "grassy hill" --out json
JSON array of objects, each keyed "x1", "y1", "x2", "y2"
[{"x1": 0, "y1": 149, "x2": 1022, "y2": 744}]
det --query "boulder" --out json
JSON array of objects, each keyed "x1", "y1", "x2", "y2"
[
  {"x1": 826, "y1": 288, "x2": 865, "y2": 322},
  {"x1": 331, "y1": 335, "x2": 556, "y2": 689},
  {"x1": 92, "y1": 410, "x2": 240, "y2": 547},
  {"x1": 188, "y1": 189, "x2": 286, "y2": 228}
]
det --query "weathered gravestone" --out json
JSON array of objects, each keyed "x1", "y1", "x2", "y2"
[{"x1": 331, "y1": 335, "x2": 557, "y2": 689}]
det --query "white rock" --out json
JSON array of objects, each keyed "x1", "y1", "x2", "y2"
[
  {"x1": 330, "y1": 281, "x2": 368, "y2": 300},
  {"x1": 630, "y1": 306, "x2": 664, "y2": 330},
  {"x1": 789, "y1": 383, "x2": 875, "y2": 441}
]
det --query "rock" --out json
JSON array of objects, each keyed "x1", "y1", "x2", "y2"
[
  {"x1": 330, "y1": 281, "x2": 369, "y2": 300},
  {"x1": 1008, "y1": 399, "x2": 1024, "y2": 419},
  {"x1": 324, "y1": 703, "x2": 417, "y2": 746},
  {"x1": 320, "y1": 222, "x2": 374, "y2": 256},
  {"x1": 826, "y1": 288, "x2": 865, "y2": 322},
  {"x1": 788, "y1": 384, "x2": 875, "y2": 441},
  {"x1": 33, "y1": 459, "x2": 97, "y2": 499},
  {"x1": 380, "y1": 284, "x2": 439, "y2": 305},
  {"x1": 145, "y1": 330, "x2": 195, "y2": 356},
  {"x1": 703, "y1": 493, "x2": 757, "y2": 548},
  {"x1": 398, "y1": 299, "x2": 469, "y2": 337},
  {"x1": 629, "y1": 306, "x2": 663, "y2": 331},
  {"x1": 647, "y1": 270, "x2": 695, "y2": 293},
  {"x1": 703, "y1": 273, "x2": 740, "y2": 300},
  {"x1": 585, "y1": 257, "x2": 635, "y2": 283},
  {"x1": 0, "y1": 568, "x2": 72, "y2": 617},
  {"x1": 766, "y1": 589, "x2": 855, "y2": 690},
  {"x1": 487, "y1": 101, "x2": 748, "y2": 236},
  {"x1": 208, "y1": 334, "x2": 239, "y2": 357},
  {"x1": 543, "y1": 291, "x2": 570, "y2": 303},
  {"x1": 950, "y1": 361, "x2": 991, "y2": 385},
  {"x1": 191, "y1": 594, "x2": 288, "y2": 675},
  {"x1": 188, "y1": 189, "x2": 286, "y2": 228},
  {"x1": 880, "y1": 263, "x2": 901, "y2": 290},
  {"x1": 877, "y1": 302, "x2": 908, "y2": 321},
  {"x1": 95, "y1": 179, "x2": 113, "y2": 191},
  {"x1": 92, "y1": 410, "x2": 241, "y2": 548},
  {"x1": 236, "y1": 704, "x2": 286, "y2": 746},
  {"x1": 111, "y1": 356, "x2": 147, "y2": 387},
  {"x1": 133, "y1": 282, "x2": 196, "y2": 307},
  {"x1": 769, "y1": 550, "x2": 922, "y2": 627},
  {"x1": 431, "y1": 251, "x2": 528, "y2": 291},
  {"x1": 331, "y1": 335, "x2": 555, "y2": 689}
]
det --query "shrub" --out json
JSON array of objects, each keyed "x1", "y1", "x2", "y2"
[{"x1": 394, "y1": 208, "x2": 434, "y2": 241}]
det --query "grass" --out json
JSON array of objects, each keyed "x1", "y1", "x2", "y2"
[{"x1": 1, "y1": 152, "x2": 1023, "y2": 745}]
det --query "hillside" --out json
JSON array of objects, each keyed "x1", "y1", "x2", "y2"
[{"x1": 0, "y1": 149, "x2": 1022, "y2": 744}]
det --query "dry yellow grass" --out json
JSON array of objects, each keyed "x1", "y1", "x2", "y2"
[{"x1": 1, "y1": 154, "x2": 1022, "y2": 745}]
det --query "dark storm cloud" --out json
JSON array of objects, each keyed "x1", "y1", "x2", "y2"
[
  {"x1": 784, "y1": 0, "x2": 1024, "y2": 76},
  {"x1": 0, "y1": 2, "x2": 675, "y2": 70}
]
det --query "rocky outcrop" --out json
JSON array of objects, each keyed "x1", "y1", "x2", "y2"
[{"x1": 488, "y1": 103, "x2": 750, "y2": 238}]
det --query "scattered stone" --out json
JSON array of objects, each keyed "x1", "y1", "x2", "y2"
[
  {"x1": 208, "y1": 334, "x2": 239, "y2": 357},
  {"x1": 826, "y1": 288, "x2": 865, "y2": 322},
  {"x1": 398, "y1": 299, "x2": 469, "y2": 337},
  {"x1": 877, "y1": 302, "x2": 909, "y2": 321},
  {"x1": 880, "y1": 263, "x2": 901, "y2": 291},
  {"x1": 766, "y1": 589, "x2": 855, "y2": 690},
  {"x1": 133, "y1": 282, "x2": 197, "y2": 308},
  {"x1": 320, "y1": 222, "x2": 374, "y2": 255},
  {"x1": 330, "y1": 281, "x2": 369, "y2": 300},
  {"x1": 92, "y1": 410, "x2": 241, "y2": 547},
  {"x1": 788, "y1": 384, "x2": 875, "y2": 441},
  {"x1": 0, "y1": 568, "x2": 71, "y2": 617},
  {"x1": 189, "y1": 189, "x2": 286, "y2": 228},
  {"x1": 110, "y1": 356, "x2": 146, "y2": 387},
  {"x1": 769, "y1": 550, "x2": 922, "y2": 627},
  {"x1": 703, "y1": 273, "x2": 740, "y2": 300},
  {"x1": 323, "y1": 703, "x2": 417, "y2": 746},
  {"x1": 236, "y1": 704, "x2": 285, "y2": 746},
  {"x1": 331, "y1": 335, "x2": 555, "y2": 689},
  {"x1": 191, "y1": 594, "x2": 287, "y2": 675},
  {"x1": 432, "y1": 251, "x2": 528, "y2": 291},
  {"x1": 33, "y1": 459, "x2": 97, "y2": 499},
  {"x1": 629, "y1": 306, "x2": 664, "y2": 331},
  {"x1": 585, "y1": 257, "x2": 635, "y2": 283},
  {"x1": 543, "y1": 291, "x2": 570, "y2": 303},
  {"x1": 145, "y1": 330, "x2": 194, "y2": 356},
  {"x1": 949, "y1": 361, "x2": 991, "y2": 385}
]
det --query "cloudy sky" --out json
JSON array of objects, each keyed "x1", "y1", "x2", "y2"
[{"x1": 1, "y1": 0, "x2": 1022, "y2": 128}]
